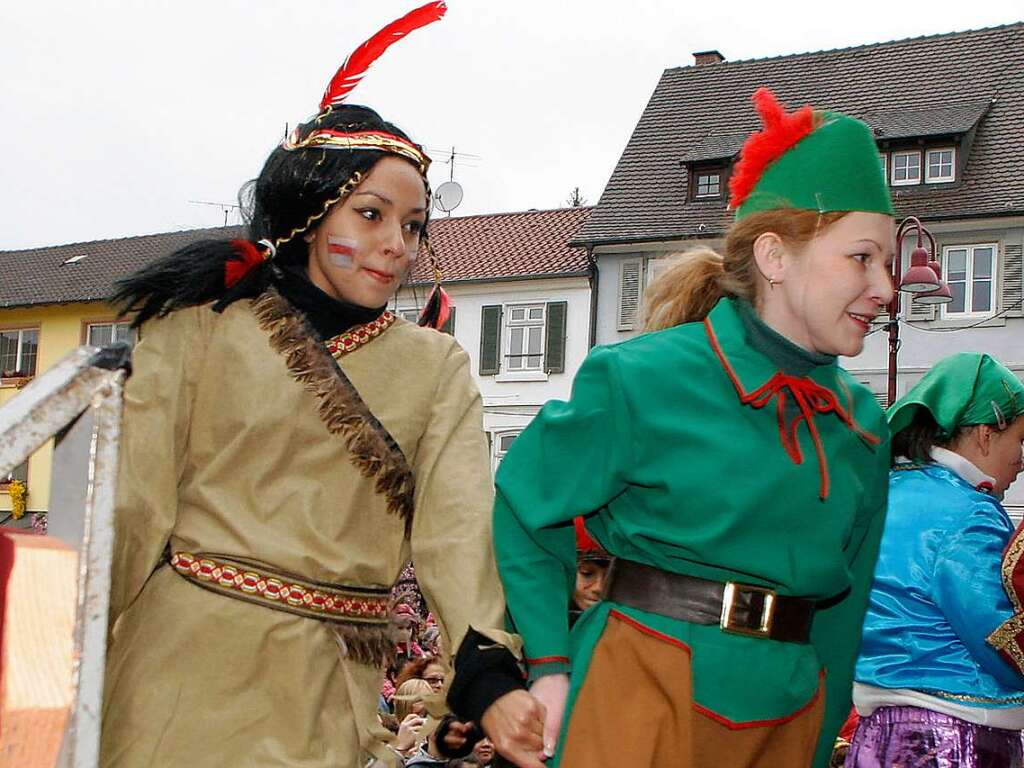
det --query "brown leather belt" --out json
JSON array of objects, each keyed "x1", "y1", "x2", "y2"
[{"x1": 602, "y1": 558, "x2": 815, "y2": 643}]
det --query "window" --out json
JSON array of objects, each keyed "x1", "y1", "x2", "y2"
[
  {"x1": 479, "y1": 302, "x2": 566, "y2": 376},
  {"x1": 695, "y1": 172, "x2": 722, "y2": 199},
  {"x1": 942, "y1": 244, "x2": 998, "y2": 317},
  {"x1": 0, "y1": 328, "x2": 39, "y2": 379},
  {"x1": 494, "y1": 431, "x2": 520, "y2": 467},
  {"x1": 891, "y1": 151, "x2": 922, "y2": 186},
  {"x1": 925, "y1": 148, "x2": 955, "y2": 183},
  {"x1": 505, "y1": 304, "x2": 545, "y2": 371},
  {"x1": 879, "y1": 153, "x2": 888, "y2": 183},
  {"x1": 87, "y1": 321, "x2": 135, "y2": 347}
]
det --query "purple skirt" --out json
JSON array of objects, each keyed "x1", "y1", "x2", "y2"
[{"x1": 845, "y1": 705, "x2": 1023, "y2": 768}]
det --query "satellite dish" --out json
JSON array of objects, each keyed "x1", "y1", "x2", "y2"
[{"x1": 434, "y1": 181, "x2": 464, "y2": 213}]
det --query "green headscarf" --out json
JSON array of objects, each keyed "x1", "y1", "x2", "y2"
[{"x1": 888, "y1": 353, "x2": 1024, "y2": 438}]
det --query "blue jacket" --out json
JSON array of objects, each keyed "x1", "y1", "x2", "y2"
[{"x1": 855, "y1": 462, "x2": 1024, "y2": 706}]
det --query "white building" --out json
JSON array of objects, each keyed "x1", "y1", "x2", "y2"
[{"x1": 397, "y1": 207, "x2": 593, "y2": 470}]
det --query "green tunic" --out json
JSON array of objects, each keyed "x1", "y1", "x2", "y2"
[{"x1": 493, "y1": 297, "x2": 890, "y2": 768}]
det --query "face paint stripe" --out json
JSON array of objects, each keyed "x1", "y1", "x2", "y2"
[{"x1": 327, "y1": 236, "x2": 358, "y2": 268}]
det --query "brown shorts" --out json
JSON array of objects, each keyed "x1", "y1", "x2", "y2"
[{"x1": 559, "y1": 611, "x2": 824, "y2": 767}]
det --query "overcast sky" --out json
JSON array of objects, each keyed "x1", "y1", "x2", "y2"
[{"x1": 2, "y1": 1, "x2": 1020, "y2": 251}]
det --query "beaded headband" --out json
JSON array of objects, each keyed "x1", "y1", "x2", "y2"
[{"x1": 282, "y1": 129, "x2": 430, "y2": 174}]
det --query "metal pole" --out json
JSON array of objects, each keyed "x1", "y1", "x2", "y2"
[
  {"x1": 889, "y1": 218, "x2": 921, "y2": 406},
  {"x1": 887, "y1": 255, "x2": 902, "y2": 407}
]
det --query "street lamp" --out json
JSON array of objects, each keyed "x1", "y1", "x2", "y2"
[{"x1": 887, "y1": 217, "x2": 953, "y2": 405}]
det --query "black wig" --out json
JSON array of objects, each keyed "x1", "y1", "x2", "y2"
[{"x1": 112, "y1": 105, "x2": 429, "y2": 327}]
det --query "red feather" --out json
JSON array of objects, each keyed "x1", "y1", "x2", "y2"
[
  {"x1": 225, "y1": 240, "x2": 266, "y2": 288},
  {"x1": 320, "y1": 1, "x2": 447, "y2": 111},
  {"x1": 728, "y1": 88, "x2": 818, "y2": 210},
  {"x1": 417, "y1": 284, "x2": 451, "y2": 330}
]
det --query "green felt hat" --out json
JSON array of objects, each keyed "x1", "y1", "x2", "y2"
[
  {"x1": 729, "y1": 89, "x2": 894, "y2": 221},
  {"x1": 888, "y1": 353, "x2": 1024, "y2": 438}
]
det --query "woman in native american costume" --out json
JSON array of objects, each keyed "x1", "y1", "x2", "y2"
[
  {"x1": 847, "y1": 353, "x2": 1024, "y2": 768},
  {"x1": 493, "y1": 89, "x2": 898, "y2": 768},
  {"x1": 101, "y1": 4, "x2": 541, "y2": 767}
]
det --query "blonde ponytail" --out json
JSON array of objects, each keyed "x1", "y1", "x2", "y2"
[
  {"x1": 642, "y1": 209, "x2": 850, "y2": 332},
  {"x1": 643, "y1": 249, "x2": 726, "y2": 331}
]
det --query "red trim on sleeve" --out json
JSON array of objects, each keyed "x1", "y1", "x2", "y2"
[{"x1": 525, "y1": 655, "x2": 570, "y2": 666}]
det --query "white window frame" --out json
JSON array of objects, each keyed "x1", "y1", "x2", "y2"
[
  {"x1": 925, "y1": 147, "x2": 956, "y2": 184},
  {"x1": 879, "y1": 153, "x2": 888, "y2": 184},
  {"x1": 646, "y1": 256, "x2": 681, "y2": 287},
  {"x1": 397, "y1": 307, "x2": 421, "y2": 324},
  {"x1": 891, "y1": 150, "x2": 922, "y2": 186},
  {"x1": 86, "y1": 321, "x2": 136, "y2": 347},
  {"x1": 504, "y1": 304, "x2": 545, "y2": 372},
  {"x1": 694, "y1": 171, "x2": 722, "y2": 199},
  {"x1": 493, "y1": 430, "x2": 521, "y2": 471},
  {"x1": 941, "y1": 243, "x2": 999, "y2": 319},
  {"x1": 0, "y1": 327, "x2": 40, "y2": 379}
]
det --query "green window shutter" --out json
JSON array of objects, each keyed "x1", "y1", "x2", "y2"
[
  {"x1": 544, "y1": 301, "x2": 567, "y2": 374},
  {"x1": 441, "y1": 306, "x2": 457, "y2": 336},
  {"x1": 479, "y1": 305, "x2": 502, "y2": 375}
]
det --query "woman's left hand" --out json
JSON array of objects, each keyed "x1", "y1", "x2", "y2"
[{"x1": 480, "y1": 689, "x2": 547, "y2": 767}]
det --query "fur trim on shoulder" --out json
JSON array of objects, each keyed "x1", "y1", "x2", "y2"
[{"x1": 252, "y1": 288, "x2": 416, "y2": 534}]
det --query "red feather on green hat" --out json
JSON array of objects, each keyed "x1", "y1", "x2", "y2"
[{"x1": 728, "y1": 89, "x2": 818, "y2": 210}]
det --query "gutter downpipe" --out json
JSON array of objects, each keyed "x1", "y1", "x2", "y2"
[{"x1": 587, "y1": 246, "x2": 598, "y2": 349}]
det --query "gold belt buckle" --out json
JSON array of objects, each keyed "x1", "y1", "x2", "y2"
[{"x1": 720, "y1": 581, "x2": 777, "y2": 638}]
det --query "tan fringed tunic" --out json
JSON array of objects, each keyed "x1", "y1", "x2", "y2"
[{"x1": 100, "y1": 290, "x2": 508, "y2": 767}]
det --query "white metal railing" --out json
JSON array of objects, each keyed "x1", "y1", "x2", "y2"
[{"x1": 0, "y1": 344, "x2": 130, "y2": 768}]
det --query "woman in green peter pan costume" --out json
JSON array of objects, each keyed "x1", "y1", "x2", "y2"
[{"x1": 493, "y1": 88, "x2": 897, "y2": 768}]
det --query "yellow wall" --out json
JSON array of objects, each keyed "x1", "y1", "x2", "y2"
[{"x1": 1, "y1": 301, "x2": 117, "y2": 515}]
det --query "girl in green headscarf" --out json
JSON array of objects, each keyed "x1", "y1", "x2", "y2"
[{"x1": 849, "y1": 352, "x2": 1024, "y2": 767}]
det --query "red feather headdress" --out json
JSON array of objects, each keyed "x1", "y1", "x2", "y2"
[
  {"x1": 728, "y1": 88, "x2": 818, "y2": 210},
  {"x1": 320, "y1": 1, "x2": 447, "y2": 112}
]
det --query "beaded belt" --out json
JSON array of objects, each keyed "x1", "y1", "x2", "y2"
[{"x1": 169, "y1": 551, "x2": 391, "y2": 625}]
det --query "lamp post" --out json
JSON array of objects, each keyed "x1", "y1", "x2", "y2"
[{"x1": 887, "y1": 217, "x2": 953, "y2": 405}]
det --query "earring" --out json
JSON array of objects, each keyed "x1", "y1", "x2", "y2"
[{"x1": 768, "y1": 278, "x2": 778, "y2": 290}]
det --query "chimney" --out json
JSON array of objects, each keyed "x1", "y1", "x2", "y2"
[{"x1": 693, "y1": 50, "x2": 725, "y2": 66}]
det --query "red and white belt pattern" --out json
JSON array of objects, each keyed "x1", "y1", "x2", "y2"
[{"x1": 170, "y1": 551, "x2": 390, "y2": 624}]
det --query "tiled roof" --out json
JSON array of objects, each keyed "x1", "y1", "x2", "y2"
[
  {"x1": 409, "y1": 207, "x2": 592, "y2": 285},
  {"x1": 575, "y1": 23, "x2": 1024, "y2": 246},
  {"x1": 0, "y1": 208, "x2": 591, "y2": 309},
  {"x1": 864, "y1": 100, "x2": 991, "y2": 140},
  {"x1": 679, "y1": 132, "x2": 748, "y2": 163},
  {"x1": 0, "y1": 226, "x2": 244, "y2": 309}
]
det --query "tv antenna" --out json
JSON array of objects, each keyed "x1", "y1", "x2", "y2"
[
  {"x1": 426, "y1": 146, "x2": 478, "y2": 216},
  {"x1": 189, "y1": 200, "x2": 241, "y2": 226}
]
